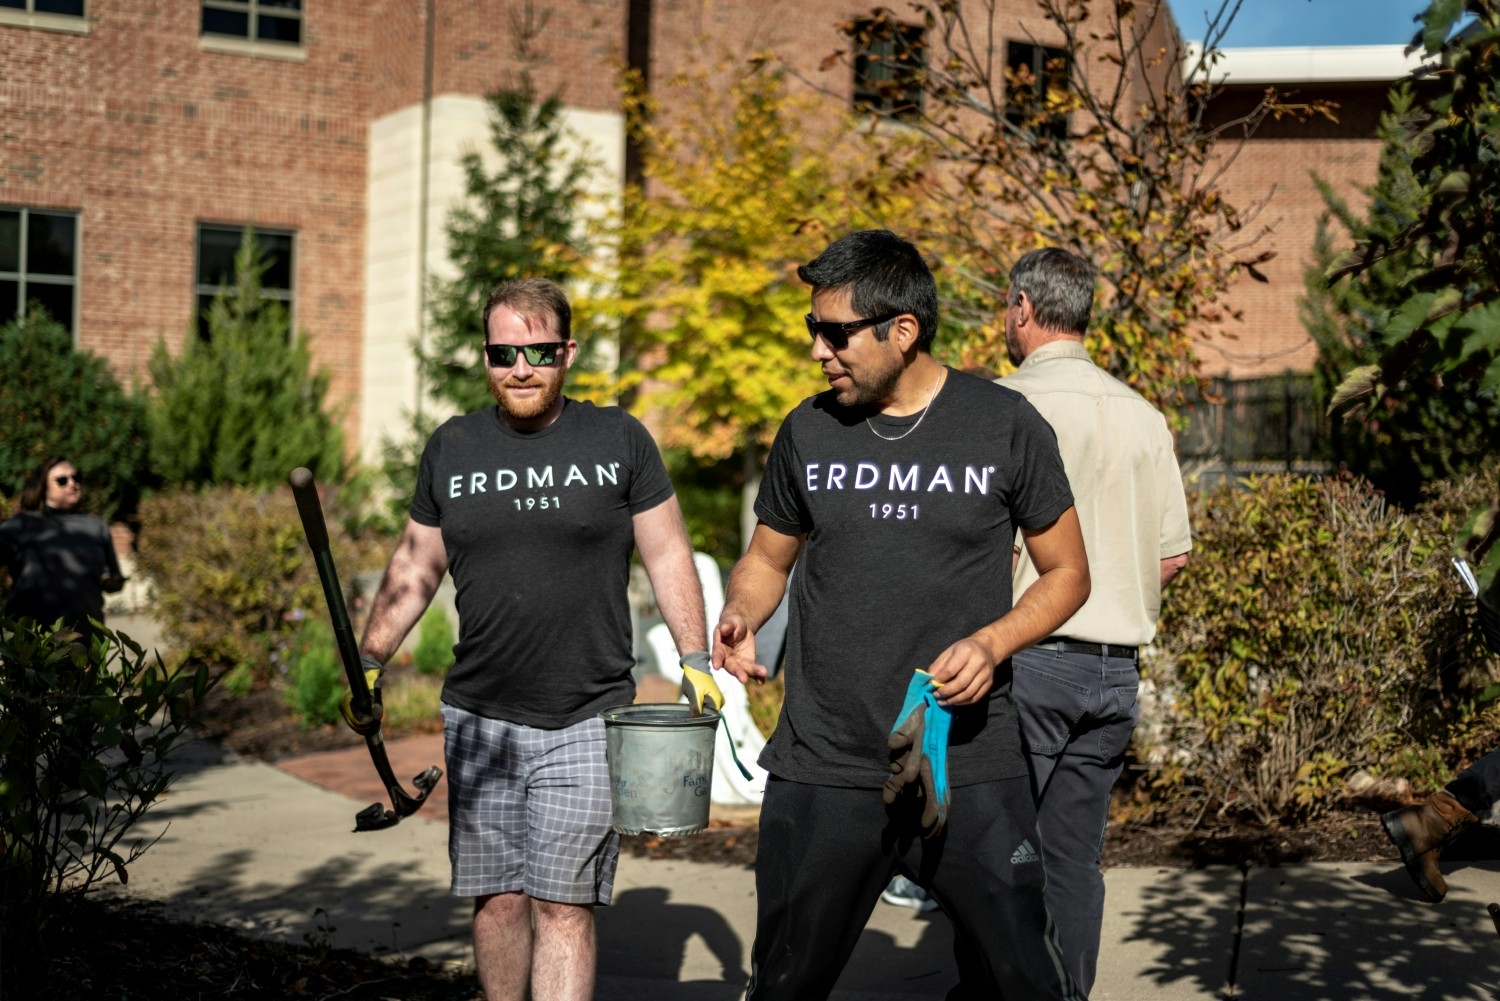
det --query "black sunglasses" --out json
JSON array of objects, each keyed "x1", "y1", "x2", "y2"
[
  {"x1": 804, "y1": 311, "x2": 900, "y2": 350},
  {"x1": 484, "y1": 341, "x2": 567, "y2": 367},
  {"x1": 53, "y1": 474, "x2": 82, "y2": 486}
]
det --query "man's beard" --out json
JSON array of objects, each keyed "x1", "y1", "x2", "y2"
[
  {"x1": 836, "y1": 355, "x2": 902, "y2": 409},
  {"x1": 490, "y1": 373, "x2": 563, "y2": 421}
]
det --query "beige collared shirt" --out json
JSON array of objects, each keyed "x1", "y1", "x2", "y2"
[{"x1": 1000, "y1": 339, "x2": 1192, "y2": 646}]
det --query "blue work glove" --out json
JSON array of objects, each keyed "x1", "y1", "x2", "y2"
[
  {"x1": 882, "y1": 670, "x2": 952, "y2": 837},
  {"x1": 339, "y1": 653, "x2": 384, "y2": 736}
]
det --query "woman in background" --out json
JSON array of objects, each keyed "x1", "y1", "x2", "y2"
[{"x1": 0, "y1": 456, "x2": 125, "y2": 642}]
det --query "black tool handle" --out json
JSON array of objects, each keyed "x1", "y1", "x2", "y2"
[{"x1": 289, "y1": 467, "x2": 370, "y2": 719}]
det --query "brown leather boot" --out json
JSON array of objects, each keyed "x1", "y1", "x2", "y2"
[{"x1": 1380, "y1": 790, "x2": 1478, "y2": 902}]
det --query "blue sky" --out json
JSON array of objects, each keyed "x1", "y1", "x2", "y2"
[{"x1": 1167, "y1": 0, "x2": 1426, "y2": 47}]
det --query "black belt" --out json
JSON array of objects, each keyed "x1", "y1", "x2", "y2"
[{"x1": 1039, "y1": 638, "x2": 1138, "y2": 660}]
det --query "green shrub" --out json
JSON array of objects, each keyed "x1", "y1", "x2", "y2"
[
  {"x1": 0, "y1": 310, "x2": 149, "y2": 522},
  {"x1": 144, "y1": 230, "x2": 343, "y2": 491},
  {"x1": 0, "y1": 619, "x2": 209, "y2": 994},
  {"x1": 412, "y1": 606, "x2": 456, "y2": 677},
  {"x1": 381, "y1": 672, "x2": 444, "y2": 732},
  {"x1": 1146, "y1": 469, "x2": 1498, "y2": 825},
  {"x1": 220, "y1": 662, "x2": 256, "y2": 697},
  {"x1": 283, "y1": 617, "x2": 345, "y2": 727},
  {"x1": 133, "y1": 485, "x2": 379, "y2": 682}
]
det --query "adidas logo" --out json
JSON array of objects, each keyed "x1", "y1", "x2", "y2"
[{"x1": 1010, "y1": 839, "x2": 1040, "y2": 865}]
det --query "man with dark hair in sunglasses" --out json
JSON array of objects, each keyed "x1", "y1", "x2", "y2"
[
  {"x1": 712, "y1": 229, "x2": 1091, "y2": 1000},
  {"x1": 355, "y1": 277, "x2": 709, "y2": 1001}
]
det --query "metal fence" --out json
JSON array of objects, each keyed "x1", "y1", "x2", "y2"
[{"x1": 1177, "y1": 371, "x2": 1331, "y2": 489}]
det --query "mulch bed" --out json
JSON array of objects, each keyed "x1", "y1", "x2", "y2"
[
  {"x1": 618, "y1": 804, "x2": 1408, "y2": 870},
  {"x1": 30, "y1": 896, "x2": 481, "y2": 1001}
]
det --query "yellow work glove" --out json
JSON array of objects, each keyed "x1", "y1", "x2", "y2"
[
  {"x1": 680, "y1": 651, "x2": 724, "y2": 716},
  {"x1": 339, "y1": 654, "x2": 385, "y2": 736}
]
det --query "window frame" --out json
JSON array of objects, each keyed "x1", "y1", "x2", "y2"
[
  {"x1": 193, "y1": 223, "x2": 297, "y2": 341},
  {"x1": 199, "y1": 0, "x2": 305, "y2": 59},
  {"x1": 851, "y1": 15, "x2": 926, "y2": 121},
  {"x1": 1, "y1": 205, "x2": 82, "y2": 339},
  {"x1": 0, "y1": 0, "x2": 89, "y2": 34},
  {"x1": 1004, "y1": 41, "x2": 1073, "y2": 143}
]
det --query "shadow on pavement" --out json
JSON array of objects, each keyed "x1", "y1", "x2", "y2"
[
  {"x1": 601, "y1": 886, "x2": 749, "y2": 984},
  {"x1": 1120, "y1": 862, "x2": 1500, "y2": 1001}
]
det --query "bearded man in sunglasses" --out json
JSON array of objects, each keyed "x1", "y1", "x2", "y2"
[
  {"x1": 713, "y1": 230, "x2": 1091, "y2": 1000},
  {"x1": 356, "y1": 277, "x2": 708, "y2": 1001}
]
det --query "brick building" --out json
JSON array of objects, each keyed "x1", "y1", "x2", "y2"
[
  {"x1": 0, "y1": 1, "x2": 1416, "y2": 464},
  {"x1": 1191, "y1": 45, "x2": 1430, "y2": 380}
]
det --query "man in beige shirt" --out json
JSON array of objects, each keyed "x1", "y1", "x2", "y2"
[{"x1": 997, "y1": 247, "x2": 1192, "y2": 994}]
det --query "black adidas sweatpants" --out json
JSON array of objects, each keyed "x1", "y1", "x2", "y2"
[{"x1": 746, "y1": 775, "x2": 1084, "y2": 1001}]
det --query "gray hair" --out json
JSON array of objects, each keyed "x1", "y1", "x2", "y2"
[{"x1": 1008, "y1": 248, "x2": 1095, "y2": 336}]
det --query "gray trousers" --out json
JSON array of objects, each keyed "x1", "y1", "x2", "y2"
[{"x1": 1013, "y1": 644, "x2": 1141, "y2": 996}]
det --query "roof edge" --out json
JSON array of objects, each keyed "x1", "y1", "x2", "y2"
[{"x1": 1183, "y1": 43, "x2": 1435, "y2": 84}]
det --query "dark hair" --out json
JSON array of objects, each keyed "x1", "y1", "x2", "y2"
[
  {"x1": 1008, "y1": 248, "x2": 1096, "y2": 336},
  {"x1": 20, "y1": 456, "x2": 70, "y2": 512},
  {"x1": 482, "y1": 278, "x2": 572, "y2": 342},
  {"x1": 797, "y1": 230, "x2": 940, "y2": 351}
]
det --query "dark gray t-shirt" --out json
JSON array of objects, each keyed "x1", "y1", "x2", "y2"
[
  {"x1": 410, "y1": 400, "x2": 673, "y2": 728},
  {"x1": 754, "y1": 369, "x2": 1074, "y2": 788},
  {"x1": 0, "y1": 509, "x2": 122, "y2": 632}
]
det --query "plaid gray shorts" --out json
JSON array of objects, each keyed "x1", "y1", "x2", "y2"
[{"x1": 441, "y1": 706, "x2": 619, "y2": 904}]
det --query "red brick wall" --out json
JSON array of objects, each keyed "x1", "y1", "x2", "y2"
[
  {"x1": 426, "y1": 0, "x2": 624, "y2": 112},
  {"x1": 1198, "y1": 82, "x2": 1389, "y2": 378},
  {"x1": 1, "y1": 0, "x2": 371, "y2": 433},
  {"x1": 1, "y1": 0, "x2": 1397, "y2": 437},
  {"x1": 369, "y1": 0, "x2": 428, "y2": 118}
]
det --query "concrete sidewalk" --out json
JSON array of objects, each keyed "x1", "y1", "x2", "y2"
[{"x1": 108, "y1": 738, "x2": 1500, "y2": 1000}]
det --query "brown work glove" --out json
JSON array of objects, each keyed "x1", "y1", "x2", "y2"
[{"x1": 882, "y1": 671, "x2": 952, "y2": 837}]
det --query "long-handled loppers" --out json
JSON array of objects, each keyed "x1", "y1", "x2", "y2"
[{"x1": 290, "y1": 467, "x2": 442, "y2": 831}]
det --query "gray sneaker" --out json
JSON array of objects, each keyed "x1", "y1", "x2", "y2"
[{"x1": 880, "y1": 875, "x2": 939, "y2": 912}]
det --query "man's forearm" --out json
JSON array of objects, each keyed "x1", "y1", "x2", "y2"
[
  {"x1": 1160, "y1": 552, "x2": 1189, "y2": 589},
  {"x1": 972, "y1": 563, "x2": 1090, "y2": 664},
  {"x1": 360, "y1": 574, "x2": 439, "y2": 663},
  {"x1": 360, "y1": 548, "x2": 445, "y2": 663},
  {"x1": 721, "y1": 550, "x2": 792, "y2": 634},
  {"x1": 647, "y1": 550, "x2": 709, "y2": 655},
  {"x1": 633, "y1": 497, "x2": 710, "y2": 654}
]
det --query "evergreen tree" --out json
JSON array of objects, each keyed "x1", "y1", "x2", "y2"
[
  {"x1": 0, "y1": 309, "x2": 148, "y2": 522},
  {"x1": 1328, "y1": 0, "x2": 1500, "y2": 589},
  {"x1": 146, "y1": 230, "x2": 343, "y2": 490},
  {"x1": 1303, "y1": 87, "x2": 1500, "y2": 508},
  {"x1": 381, "y1": 72, "x2": 597, "y2": 523},
  {"x1": 420, "y1": 73, "x2": 598, "y2": 415}
]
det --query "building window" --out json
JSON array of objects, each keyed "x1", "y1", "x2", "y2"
[
  {"x1": 1005, "y1": 42, "x2": 1071, "y2": 141},
  {"x1": 851, "y1": 15, "x2": 925, "y2": 120},
  {"x1": 0, "y1": 0, "x2": 85, "y2": 15},
  {"x1": 0, "y1": 207, "x2": 80, "y2": 335},
  {"x1": 201, "y1": 0, "x2": 302, "y2": 45},
  {"x1": 195, "y1": 224, "x2": 295, "y2": 339}
]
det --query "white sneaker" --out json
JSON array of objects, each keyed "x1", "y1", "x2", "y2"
[{"x1": 880, "y1": 875, "x2": 939, "y2": 912}]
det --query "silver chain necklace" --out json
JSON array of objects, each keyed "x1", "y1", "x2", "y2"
[{"x1": 866, "y1": 369, "x2": 944, "y2": 441}]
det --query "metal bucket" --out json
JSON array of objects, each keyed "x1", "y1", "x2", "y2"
[{"x1": 598, "y1": 703, "x2": 719, "y2": 836}]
